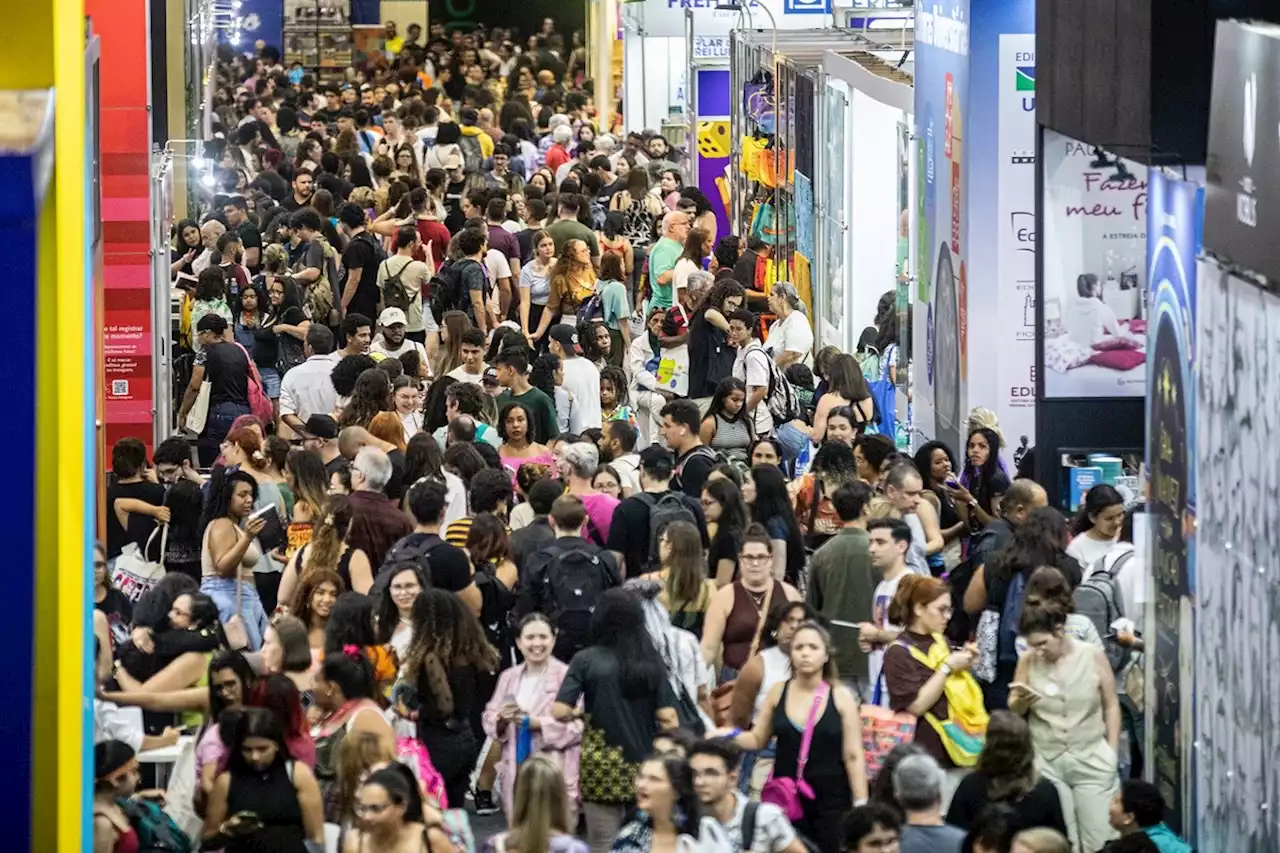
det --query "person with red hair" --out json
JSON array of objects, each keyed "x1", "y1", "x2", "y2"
[{"x1": 220, "y1": 426, "x2": 288, "y2": 611}]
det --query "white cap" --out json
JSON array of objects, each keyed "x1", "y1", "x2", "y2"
[{"x1": 379, "y1": 307, "x2": 408, "y2": 327}]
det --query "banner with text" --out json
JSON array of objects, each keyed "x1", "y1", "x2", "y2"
[
  {"x1": 1041, "y1": 130, "x2": 1148, "y2": 399},
  {"x1": 964, "y1": 0, "x2": 1034, "y2": 468},
  {"x1": 912, "y1": 0, "x2": 970, "y2": 454}
]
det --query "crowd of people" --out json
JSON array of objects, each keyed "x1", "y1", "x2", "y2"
[{"x1": 93, "y1": 20, "x2": 1189, "y2": 853}]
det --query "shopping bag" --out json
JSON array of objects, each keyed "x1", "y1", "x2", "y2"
[
  {"x1": 163, "y1": 736, "x2": 202, "y2": 840},
  {"x1": 111, "y1": 525, "x2": 168, "y2": 602},
  {"x1": 184, "y1": 381, "x2": 211, "y2": 434},
  {"x1": 860, "y1": 680, "x2": 917, "y2": 778}
]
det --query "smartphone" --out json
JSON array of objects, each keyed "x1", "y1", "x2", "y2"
[{"x1": 1009, "y1": 681, "x2": 1042, "y2": 698}]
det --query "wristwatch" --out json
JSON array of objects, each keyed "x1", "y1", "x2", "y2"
[{"x1": 939, "y1": 662, "x2": 954, "y2": 676}]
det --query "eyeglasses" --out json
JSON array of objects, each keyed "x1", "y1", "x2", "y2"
[
  {"x1": 390, "y1": 583, "x2": 420, "y2": 595},
  {"x1": 354, "y1": 802, "x2": 392, "y2": 816},
  {"x1": 741, "y1": 554, "x2": 772, "y2": 564}
]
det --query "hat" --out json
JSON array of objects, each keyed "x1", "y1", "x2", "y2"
[
  {"x1": 304, "y1": 414, "x2": 339, "y2": 439},
  {"x1": 482, "y1": 366, "x2": 500, "y2": 385},
  {"x1": 379, "y1": 307, "x2": 408, "y2": 327},
  {"x1": 547, "y1": 324, "x2": 581, "y2": 355}
]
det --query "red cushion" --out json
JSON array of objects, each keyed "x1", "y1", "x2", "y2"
[
  {"x1": 1088, "y1": 348, "x2": 1146, "y2": 371},
  {"x1": 1093, "y1": 336, "x2": 1142, "y2": 351}
]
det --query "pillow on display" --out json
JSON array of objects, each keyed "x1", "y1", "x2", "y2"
[
  {"x1": 1046, "y1": 335, "x2": 1094, "y2": 373},
  {"x1": 1092, "y1": 336, "x2": 1142, "y2": 351},
  {"x1": 1089, "y1": 348, "x2": 1147, "y2": 371}
]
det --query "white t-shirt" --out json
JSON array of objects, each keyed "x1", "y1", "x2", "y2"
[
  {"x1": 372, "y1": 337, "x2": 428, "y2": 364},
  {"x1": 1067, "y1": 533, "x2": 1118, "y2": 579},
  {"x1": 765, "y1": 310, "x2": 814, "y2": 367},
  {"x1": 560, "y1": 356, "x2": 602, "y2": 435},
  {"x1": 672, "y1": 257, "x2": 701, "y2": 292},
  {"x1": 447, "y1": 363, "x2": 489, "y2": 385},
  {"x1": 868, "y1": 569, "x2": 907, "y2": 702},
  {"x1": 485, "y1": 248, "x2": 513, "y2": 319},
  {"x1": 376, "y1": 256, "x2": 432, "y2": 333},
  {"x1": 734, "y1": 341, "x2": 775, "y2": 436}
]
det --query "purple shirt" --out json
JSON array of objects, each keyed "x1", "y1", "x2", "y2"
[{"x1": 488, "y1": 225, "x2": 521, "y2": 264}]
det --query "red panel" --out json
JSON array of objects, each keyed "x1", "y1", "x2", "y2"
[
  {"x1": 102, "y1": 174, "x2": 149, "y2": 198},
  {"x1": 89, "y1": 1, "x2": 150, "y2": 108},
  {"x1": 98, "y1": 113, "x2": 151, "y2": 155}
]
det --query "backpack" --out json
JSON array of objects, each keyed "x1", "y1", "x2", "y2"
[
  {"x1": 429, "y1": 259, "x2": 481, "y2": 325},
  {"x1": 457, "y1": 133, "x2": 484, "y2": 172},
  {"x1": 535, "y1": 541, "x2": 621, "y2": 660},
  {"x1": 370, "y1": 533, "x2": 440, "y2": 599},
  {"x1": 997, "y1": 570, "x2": 1028, "y2": 664},
  {"x1": 306, "y1": 237, "x2": 341, "y2": 325},
  {"x1": 1075, "y1": 550, "x2": 1132, "y2": 671},
  {"x1": 858, "y1": 346, "x2": 881, "y2": 382},
  {"x1": 673, "y1": 446, "x2": 725, "y2": 494},
  {"x1": 638, "y1": 492, "x2": 700, "y2": 572},
  {"x1": 747, "y1": 347, "x2": 803, "y2": 425},
  {"x1": 381, "y1": 258, "x2": 414, "y2": 312},
  {"x1": 115, "y1": 798, "x2": 192, "y2": 853},
  {"x1": 944, "y1": 528, "x2": 996, "y2": 646},
  {"x1": 576, "y1": 290, "x2": 604, "y2": 325}
]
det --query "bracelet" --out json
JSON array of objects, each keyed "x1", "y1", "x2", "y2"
[
  {"x1": 722, "y1": 727, "x2": 742, "y2": 740},
  {"x1": 939, "y1": 663, "x2": 953, "y2": 676}
]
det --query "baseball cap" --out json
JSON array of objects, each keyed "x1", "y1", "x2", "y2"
[
  {"x1": 304, "y1": 414, "x2": 339, "y2": 439},
  {"x1": 547, "y1": 325, "x2": 581, "y2": 355},
  {"x1": 379, "y1": 307, "x2": 408, "y2": 327},
  {"x1": 482, "y1": 366, "x2": 500, "y2": 386}
]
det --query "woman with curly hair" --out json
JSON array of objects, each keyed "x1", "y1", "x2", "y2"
[
  {"x1": 540, "y1": 239, "x2": 595, "y2": 339},
  {"x1": 689, "y1": 278, "x2": 745, "y2": 399},
  {"x1": 399, "y1": 588, "x2": 499, "y2": 807},
  {"x1": 337, "y1": 368, "x2": 391, "y2": 430},
  {"x1": 279, "y1": 494, "x2": 373, "y2": 602},
  {"x1": 290, "y1": 568, "x2": 344, "y2": 651}
]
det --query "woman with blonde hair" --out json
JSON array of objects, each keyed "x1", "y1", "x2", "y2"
[
  {"x1": 1011, "y1": 827, "x2": 1071, "y2": 853},
  {"x1": 334, "y1": 729, "x2": 397, "y2": 831},
  {"x1": 483, "y1": 756, "x2": 588, "y2": 853},
  {"x1": 279, "y1": 494, "x2": 374, "y2": 601}
]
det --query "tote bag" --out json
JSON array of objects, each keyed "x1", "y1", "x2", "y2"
[
  {"x1": 859, "y1": 679, "x2": 917, "y2": 778},
  {"x1": 184, "y1": 382, "x2": 211, "y2": 434},
  {"x1": 111, "y1": 524, "x2": 168, "y2": 602}
]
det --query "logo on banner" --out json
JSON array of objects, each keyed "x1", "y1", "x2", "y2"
[
  {"x1": 1243, "y1": 72, "x2": 1257, "y2": 167},
  {"x1": 783, "y1": 0, "x2": 829, "y2": 13},
  {"x1": 1015, "y1": 66, "x2": 1035, "y2": 91}
]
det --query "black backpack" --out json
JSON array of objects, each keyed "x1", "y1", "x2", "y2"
[
  {"x1": 370, "y1": 533, "x2": 440, "y2": 599},
  {"x1": 944, "y1": 527, "x2": 996, "y2": 645},
  {"x1": 638, "y1": 492, "x2": 700, "y2": 572},
  {"x1": 532, "y1": 541, "x2": 621, "y2": 660},
  {"x1": 429, "y1": 258, "x2": 480, "y2": 324}
]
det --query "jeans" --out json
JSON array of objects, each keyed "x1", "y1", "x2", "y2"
[
  {"x1": 199, "y1": 400, "x2": 251, "y2": 467},
  {"x1": 258, "y1": 366, "x2": 281, "y2": 399},
  {"x1": 774, "y1": 421, "x2": 812, "y2": 470},
  {"x1": 200, "y1": 576, "x2": 269, "y2": 651}
]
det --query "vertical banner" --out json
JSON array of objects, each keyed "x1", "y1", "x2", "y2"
[
  {"x1": 965, "y1": 0, "x2": 1035, "y2": 469},
  {"x1": 1040, "y1": 130, "x2": 1148, "y2": 399},
  {"x1": 1145, "y1": 171, "x2": 1201, "y2": 840},
  {"x1": 1194, "y1": 264, "x2": 1280, "y2": 853},
  {"x1": 913, "y1": 0, "x2": 970, "y2": 453},
  {"x1": 89, "y1": 0, "x2": 156, "y2": 456},
  {"x1": 694, "y1": 66, "x2": 732, "y2": 241}
]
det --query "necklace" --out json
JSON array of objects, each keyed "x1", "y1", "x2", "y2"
[{"x1": 744, "y1": 585, "x2": 768, "y2": 611}]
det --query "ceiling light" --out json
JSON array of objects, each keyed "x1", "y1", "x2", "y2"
[{"x1": 200, "y1": 173, "x2": 217, "y2": 188}]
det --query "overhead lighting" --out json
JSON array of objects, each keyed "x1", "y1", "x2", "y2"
[
  {"x1": 192, "y1": 154, "x2": 207, "y2": 169},
  {"x1": 200, "y1": 172, "x2": 217, "y2": 188}
]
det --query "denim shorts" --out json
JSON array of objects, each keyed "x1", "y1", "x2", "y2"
[
  {"x1": 258, "y1": 366, "x2": 281, "y2": 399},
  {"x1": 201, "y1": 576, "x2": 269, "y2": 651},
  {"x1": 774, "y1": 421, "x2": 812, "y2": 462}
]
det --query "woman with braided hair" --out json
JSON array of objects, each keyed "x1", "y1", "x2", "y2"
[{"x1": 397, "y1": 588, "x2": 500, "y2": 807}]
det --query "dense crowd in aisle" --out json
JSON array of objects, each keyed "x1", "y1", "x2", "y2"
[{"x1": 92, "y1": 20, "x2": 1189, "y2": 853}]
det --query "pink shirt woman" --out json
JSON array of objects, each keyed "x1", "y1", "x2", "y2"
[{"x1": 481, "y1": 615, "x2": 582, "y2": 818}]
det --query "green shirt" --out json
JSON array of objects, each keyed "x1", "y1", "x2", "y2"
[
  {"x1": 546, "y1": 218, "x2": 600, "y2": 260},
  {"x1": 647, "y1": 237, "x2": 682, "y2": 309},
  {"x1": 807, "y1": 526, "x2": 880, "y2": 681},
  {"x1": 599, "y1": 279, "x2": 629, "y2": 329},
  {"x1": 497, "y1": 386, "x2": 560, "y2": 445}
]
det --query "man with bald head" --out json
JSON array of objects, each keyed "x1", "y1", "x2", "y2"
[{"x1": 646, "y1": 209, "x2": 692, "y2": 311}]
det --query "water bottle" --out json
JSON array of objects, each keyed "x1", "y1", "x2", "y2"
[{"x1": 516, "y1": 715, "x2": 533, "y2": 766}]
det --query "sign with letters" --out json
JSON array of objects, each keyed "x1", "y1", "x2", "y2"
[{"x1": 1204, "y1": 20, "x2": 1280, "y2": 283}]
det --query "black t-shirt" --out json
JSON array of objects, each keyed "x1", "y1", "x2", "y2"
[
  {"x1": 516, "y1": 228, "x2": 540, "y2": 264},
  {"x1": 96, "y1": 587, "x2": 135, "y2": 646},
  {"x1": 945, "y1": 773, "x2": 1069, "y2": 836},
  {"x1": 253, "y1": 305, "x2": 305, "y2": 368},
  {"x1": 444, "y1": 181, "x2": 467, "y2": 233},
  {"x1": 555, "y1": 646, "x2": 678, "y2": 763},
  {"x1": 598, "y1": 177, "x2": 627, "y2": 208},
  {"x1": 385, "y1": 448, "x2": 407, "y2": 504},
  {"x1": 236, "y1": 221, "x2": 263, "y2": 269},
  {"x1": 105, "y1": 480, "x2": 166, "y2": 558},
  {"x1": 708, "y1": 525, "x2": 744, "y2": 582},
  {"x1": 384, "y1": 532, "x2": 473, "y2": 593},
  {"x1": 199, "y1": 341, "x2": 250, "y2": 406},
  {"x1": 606, "y1": 489, "x2": 708, "y2": 577},
  {"x1": 250, "y1": 171, "x2": 288, "y2": 203},
  {"x1": 672, "y1": 446, "x2": 716, "y2": 501},
  {"x1": 325, "y1": 455, "x2": 349, "y2": 479},
  {"x1": 280, "y1": 195, "x2": 307, "y2": 213},
  {"x1": 341, "y1": 233, "x2": 383, "y2": 320}
]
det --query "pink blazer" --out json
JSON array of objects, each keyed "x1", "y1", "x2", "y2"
[{"x1": 481, "y1": 657, "x2": 582, "y2": 817}]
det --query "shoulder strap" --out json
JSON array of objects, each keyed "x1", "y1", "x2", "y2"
[
  {"x1": 807, "y1": 474, "x2": 824, "y2": 531},
  {"x1": 796, "y1": 681, "x2": 828, "y2": 781},
  {"x1": 746, "y1": 581, "x2": 775, "y2": 662},
  {"x1": 741, "y1": 802, "x2": 760, "y2": 853}
]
